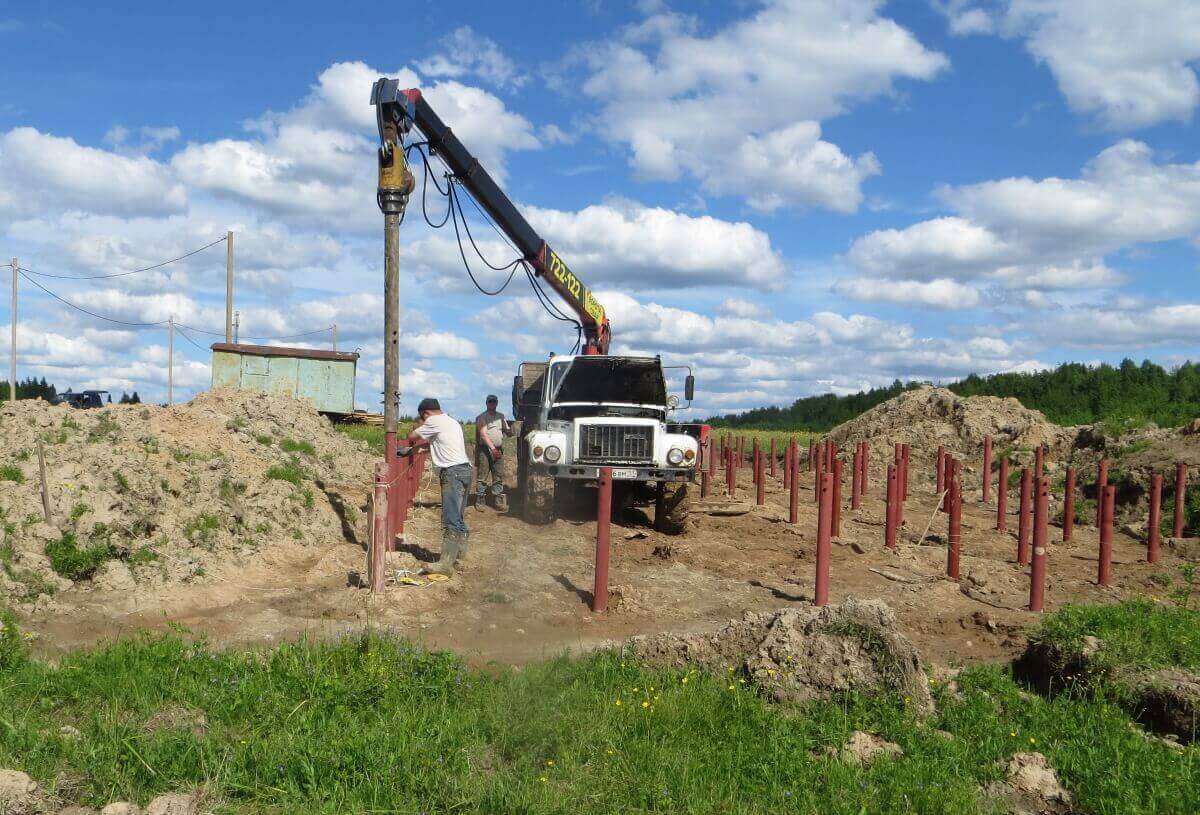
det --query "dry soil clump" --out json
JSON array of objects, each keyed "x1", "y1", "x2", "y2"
[
  {"x1": 0, "y1": 389, "x2": 374, "y2": 608},
  {"x1": 980, "y1": 752, "x2": 1075, "y2": 815},
  {"x1": 628, "y1": 596, "x2": 933, "y2": 710}
]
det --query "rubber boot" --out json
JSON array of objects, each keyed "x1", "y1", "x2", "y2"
[
  {"x1": 490, "y1": 483, "x2": 506, "y2": 513},
  {"x1": 424, "y1": 531, "x2": 462, "y2": 576},
  {"x1": 474, "y1": 490, "x2": 487, "y2": 512},
  {"x1": 454, "y1": 530, "x2": 471, "y2": 565}
]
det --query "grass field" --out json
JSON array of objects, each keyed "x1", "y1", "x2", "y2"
[{"x1": 1, "y1": 602, "x2": 1197, "y2": 814}]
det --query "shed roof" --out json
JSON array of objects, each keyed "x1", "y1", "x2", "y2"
[{"x1": 210, "y1": 343, "x2": 359, "y2": 362}]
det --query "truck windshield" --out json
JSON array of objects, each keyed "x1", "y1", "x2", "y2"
[{"x1": 550, "y1": 358, "x2": 666, "y2": 406}]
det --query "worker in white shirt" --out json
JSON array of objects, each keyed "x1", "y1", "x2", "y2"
[{"x1": 402, "y1": 397, "x2": 471, "y2": 575}]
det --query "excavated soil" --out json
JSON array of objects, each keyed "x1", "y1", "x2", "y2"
[
  {"x1": 0, "y1": 390, "x2": 373, "y2": 611},
  {"x1": 4, "y1": 388, "x2": 1197, "y2": 676}
]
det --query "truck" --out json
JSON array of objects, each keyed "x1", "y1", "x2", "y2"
[{"x1": 372, "y1": 80, "x2": 702, "y2": 533}]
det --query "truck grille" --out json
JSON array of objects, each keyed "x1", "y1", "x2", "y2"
[{"x1": 577, "y1": 424, "x2": 653, "y2": 464}]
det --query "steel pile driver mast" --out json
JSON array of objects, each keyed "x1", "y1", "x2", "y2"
[{"x1": 371, "y1": 78, "x2": 611, "y2": 355}]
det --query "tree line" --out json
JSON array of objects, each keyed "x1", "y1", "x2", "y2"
[{"x1": 708, "y1": 360, "x2": 1200, "y2": 431}]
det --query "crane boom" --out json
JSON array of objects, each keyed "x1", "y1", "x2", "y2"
[{"x1": 371, "y1": 78, "x2": 611, "y2": 355}]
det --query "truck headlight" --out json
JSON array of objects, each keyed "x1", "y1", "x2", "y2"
[
  {"x1": 667, "y1": 447, "x2": 685, "y2": 466},
  {"x1": 544, "y1": 445, "x2": 561, "y2": 463}
]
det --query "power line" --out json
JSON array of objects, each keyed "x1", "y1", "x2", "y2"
[
  {"x1": 177, "y1": 323, "x2": 335, "y2": 343},
  {"x1": 173, "y1": 323, "x2": 208, "y2": 353},
  {"x1": 18, "y1": 235, "x2": 228, "y2": 280},
  {"x1": 19, "y1": 271, "x2": 169, "y2": 327},
  {"x1": 18, "y1": 272, "x2": 334, "y2": 342}
]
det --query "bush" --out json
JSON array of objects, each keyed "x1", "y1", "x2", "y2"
[
  {"x1": 0, "y1": 464, "x2": 24, "y2": 483},
  {"x1": 45, "y1": 532, "x2": 113, "y2": 581}
]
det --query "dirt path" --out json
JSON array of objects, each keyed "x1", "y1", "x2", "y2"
[{"x1": 21, "y1": 456, "x2": 1184, "y2": 669}]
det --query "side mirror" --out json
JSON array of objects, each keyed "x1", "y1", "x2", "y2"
[{"x1": 685, "y1": 375, "x2": 695, "y2": 402}]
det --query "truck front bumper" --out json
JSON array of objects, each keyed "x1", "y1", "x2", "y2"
[{"x1": 532, "y1": 463, "x2": 694, "y2": 482}]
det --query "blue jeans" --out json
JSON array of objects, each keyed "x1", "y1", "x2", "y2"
[{"x1": 440, "y1": 463, "x2": 472, "y2": 536}]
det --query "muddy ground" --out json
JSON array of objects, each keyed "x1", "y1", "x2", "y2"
[{"x1": 20, "y1": 442, "x2": 1188, "y2": 670}]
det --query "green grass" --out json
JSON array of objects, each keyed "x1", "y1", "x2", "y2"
[
  {"x1": 253, "y1": 434, "x2": 273, "y2": 447},
  {"x1": 183, "y1": 513, "x2": 221, "y2": 546},
  {"x1": 171, "y1": 449, "x2": 221, "y2": 464},
  {"x1": 1029, "y1": 600, "x2": 1200, "y2": 676},
  {"x1": 0, "y1": 464, "x2": 25, "y2": 483},
  {"x1": 87, "y1": 413, "x2": 121, "y2": 442},
  {"x1": 44, "y1": 532, "x2": 114, "y2": 581},
  {"x1": 265, "y1": 457, "x2": 306, "y2": 486},
  {"x1": 0, "y1": 607, "x2": 1196, "y2": 814},
  {"x1": 279, "y1": 438, "x2": 315, "y2": 456}
]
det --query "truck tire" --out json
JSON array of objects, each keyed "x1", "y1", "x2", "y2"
[
  {"x1": 654, "y1": 481, "x2": 691, "y2": 535},
  {"x1": 523, "y1": 472, "x2": 556, "y2": 525}
]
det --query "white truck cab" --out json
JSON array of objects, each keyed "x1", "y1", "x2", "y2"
[{"x1": 513, "y1": 355, "x2": 699, "y2": 532}]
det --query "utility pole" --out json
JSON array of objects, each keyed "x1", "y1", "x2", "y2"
[
  {"x1": 233, "y1": 311, "x2": 240, "y2": 344},
  {"x1": 332, "y1": 323, "x2": 337, "y2": 352},
  {"x1": 225, "y1": 230, "x2": 234, "y2": 343},
  {"x1": 9, "y1": 258, "x2": 15, "y2": 402},
  {"x1": 167, "y1": 316, "x2": 174, "y2": 405},
  {"x1": 376, "y1": 89, "x2": 414, "y2": 541}
]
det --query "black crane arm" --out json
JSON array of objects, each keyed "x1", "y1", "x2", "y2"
[{"x1": 371, "y1": 78, "x2": 611, "y2": 355}]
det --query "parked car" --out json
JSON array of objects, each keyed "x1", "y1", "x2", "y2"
[{"x1": 55, "y1": 390, "x2": 110, "y2": 409}]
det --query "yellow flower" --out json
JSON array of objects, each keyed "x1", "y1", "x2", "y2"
[
  {"x1": 642, "y1": 701, "x2": 649, "y2": 708},
  {"x1": 767, "y1": 669, "x2": 776, "y2": 677},
  {"x1": 728, "y1": 684, "x2": 735, "y2": 691},
  {"x1": 546, "y1": 759, "x2": 555, "y2": 766},
  {"x1": 606, "y1": 749, "x2": 614, "y2": 756},
  {"x1": 1029, "y1": 737, "x2": 1036, "y2": 744},
  {"x1": 615, "y1": 699, "x2": 622, "y2": 706},
  {"x1": 738, "y1": 678, "x2": 746, "y2": 684},
  {"x1": 1010, "y1": 731, "x2": 1017, "y2": 737},
  {"x1": 727, "y1": 666, "x2": 735, "y2": 673},
  {"x1": 632, "y1": 687, "x2": 638, "y2": 692},
  {"x1": 539, "y1": 776, "x2": 548, "y2": 783},
  {"x1": 681, "y1": 676, "x2": 689, "y2": 684}
]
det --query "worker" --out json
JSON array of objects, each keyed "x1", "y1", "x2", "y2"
[
  {"x1": 474, "y1": 394, "x2": 511, "y2": 511},
  {"x1": 402, "y1": 397, "x2": 471, "y2": 576}
]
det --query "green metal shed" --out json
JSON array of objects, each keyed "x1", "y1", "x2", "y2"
[{"x1": 210, "y1": 343, "x2": 359, "y2": 415}]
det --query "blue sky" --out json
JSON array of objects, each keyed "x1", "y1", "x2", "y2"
[{"x1": 2, "y1": 0, "x2": 1199, "y2": 420}]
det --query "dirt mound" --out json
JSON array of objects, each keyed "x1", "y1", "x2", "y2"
[
  {"x1": 627, "y1": 597, "x2": 933, "y2": 710},
  {"x1": 0, "y1": 390, "x2": 375, "y2": 606},
  {"x1": 827, "y1": 386, "x2": 1078, "y2": 473},
  {"x1": 980, "y1": 752, "x2": 1075, "y2": 815}
]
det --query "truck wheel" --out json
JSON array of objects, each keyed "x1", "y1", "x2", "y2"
[
  {"x1": 523, "y1": 472, "x2": 556, "y2": 525},
  {"x1": 654, "y1": 481, "x2": 691, "y2": 535}
]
